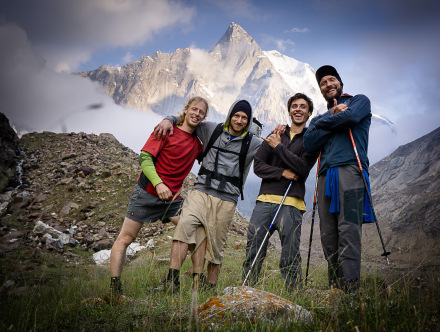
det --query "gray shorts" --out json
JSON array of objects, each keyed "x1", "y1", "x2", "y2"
[{"x1": 126, "y1": 183, "x2": 183, "y2": 223}]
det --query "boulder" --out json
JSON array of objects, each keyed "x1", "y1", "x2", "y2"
[
  {"x1": 198, "y1": 286, "x2": 313, "y2": 328},
  {"x1": 33, "y1": 220, "x2": 79, "y2": 247}
]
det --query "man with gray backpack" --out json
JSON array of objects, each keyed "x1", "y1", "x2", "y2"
[{"x1": 153, "y1": 100, "x2": 262, "y2": 291}]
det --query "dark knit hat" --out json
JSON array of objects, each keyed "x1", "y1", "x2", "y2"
[
  {"x1": 230, "y1": 100, "x2": 252, "y2": 119},
  {"x1": 315, "y1": 65, "x2": 343, "y2": 87}
]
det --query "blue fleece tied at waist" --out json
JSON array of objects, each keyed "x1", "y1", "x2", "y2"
[{"x1": 324, "y1": 167, "x2": 375, "y2": 223}]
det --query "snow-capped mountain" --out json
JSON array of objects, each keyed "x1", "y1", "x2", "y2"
[{"x1": 77, "y1": 22, "x2": 327, "y2": 127}]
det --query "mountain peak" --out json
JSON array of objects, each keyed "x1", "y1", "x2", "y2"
[{"x1": 216, "y1": 22, "x2": 254, "y2": 45}]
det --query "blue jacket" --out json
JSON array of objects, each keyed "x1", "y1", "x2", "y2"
[{"x1": 303, "y1": 94, "x2": 371, "y2": 175}]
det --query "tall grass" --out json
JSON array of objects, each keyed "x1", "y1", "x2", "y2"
[{"x1": 1, "y1": 227, "x2": 439, "y2": 331}]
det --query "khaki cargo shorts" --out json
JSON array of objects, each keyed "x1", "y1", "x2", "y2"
[{"x1": 173, "y1": 190, "x2": 236, "y2": 265}]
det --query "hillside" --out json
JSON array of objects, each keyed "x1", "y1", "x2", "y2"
[
  {"x1": 0, "y1": 130, "x2": 248, "y2": 287},
  {"x1": 1, "y1": 121, "x2": 439, "y2": 330}
]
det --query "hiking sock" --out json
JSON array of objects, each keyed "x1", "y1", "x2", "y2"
[
  {"x1": 196, "y1": 273, "x2": 205, "y2": 285},
  {"x1": 110, "y1": 277, "x2": 123, "y2": 299},
  {"x1": 167, "y1": 268, "x2": 180, "y2": 286}
]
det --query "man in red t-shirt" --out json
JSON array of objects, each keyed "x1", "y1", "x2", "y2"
[{"x1": 109, "y1": 96, "x2": 208, "y2": 302}]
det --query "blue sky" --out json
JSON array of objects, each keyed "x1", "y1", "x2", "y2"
[{"x1": 1, "y1": 0, "x2": 440, "y2": 163}]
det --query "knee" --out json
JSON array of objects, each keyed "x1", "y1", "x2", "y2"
[{"x1": 115, "y1": 232, "x2": 135, "y2": 247}]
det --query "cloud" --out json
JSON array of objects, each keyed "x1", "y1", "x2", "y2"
[
  {"x1": 122, "y1": 52, "x2": 135, "y2": 65},
  {"x1": 0, "y1": 23, "x2": 162, "y2": 153},
  {"x1": 0, "y1": 0, "x2": 196, "y2": 71},
  {"x1": 285, "y1": 27, "x2": 310, "y2": 33},
  {"x1": 260, "y1": 34, "x2": 295, "y2": 52}
]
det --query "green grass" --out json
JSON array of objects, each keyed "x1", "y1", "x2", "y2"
[{"x1": 1, "y1": 227, "x2": 439, "y2": 332}]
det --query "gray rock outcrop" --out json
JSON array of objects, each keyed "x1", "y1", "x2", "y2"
[{"x1": 0, "y1": 113, "x2": 21, "y2": 192}]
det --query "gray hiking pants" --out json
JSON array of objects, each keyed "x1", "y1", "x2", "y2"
[
  {"x1": 242, "y1": 201, "x2": 303, "y2": 289},
  {"x1": 318, "y1": 165, "x2": 364, "y2": 291}
]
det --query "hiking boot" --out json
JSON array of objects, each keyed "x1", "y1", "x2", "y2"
[
  {"x1": 105, "y1": 277, "x2": 124, "y2": 305},
  {"x1": 198, "y1": 273, "x2": 217, "y2": 295},
  {"x1": 152, "y1": 279, "x2": 180, "y2": 293}
]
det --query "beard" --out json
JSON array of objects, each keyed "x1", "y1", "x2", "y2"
[{"x1": 324, "y1": 86, "x2": 343, "y2": 103}]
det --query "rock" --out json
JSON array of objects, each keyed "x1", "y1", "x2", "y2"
[
  {"x1": 100, "y1": 171, "x2": 112, "y2": 178},
  {"x1": 0, "y1": 113, "x2": 21, "y2": 192},
  {"x1": 198, "y1": 286, "x2": 313, "y2": 328},
  {"x1": 146, "y1": 239, "x2": 155, "y2": 249},
  {"x1": 61, "y1": 153, "x2": 77, "y2": 160},
  {"x1": 43, "y1": 233, "x2": 64, "y2": 249},
  {"x1": 75, "y1": 167, "x2": 96, "y2": 176},
  {"x1": 2, "y1": 280, "x2": 15, "y2": 290},
  {"x1": 98, "y1": 228, "x2": 108, "y2": 238},
  {"x1": 59, "y1": 202, "x2": 78, "y2": 216},
  {"x1": 59, "y1": 177, "x2": 73, "y2": 185},
  {"x1": 33, "y1": 220, "x2": 79, "y2": 247},
  {"x1": 90, "y1": 238, "x2": 113, "y2": 252},
  {"x1": 7, "y1": 194, "x2": 30, "y2": 213},
  {"x1": 93, "y1": 242, "x2": 146, "y2": 265},
  {"x1": 33, "y1": 194, "x2": 48, "y2": 204},
  {"x1": 92, "y1": 249, "x2": 111, "y2": 265},
  {"x1": 2, "y1": 229, "x2": 26, "y2": 242}
]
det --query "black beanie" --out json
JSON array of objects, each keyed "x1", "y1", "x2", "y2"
[
  {"x1": 315, "y1": 65, "x2": 343, "y2": 87},
  {"x1": 230, "y1": 100, "x2": 252, "y2": 119}
]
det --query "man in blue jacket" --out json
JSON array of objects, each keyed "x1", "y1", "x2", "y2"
[{"x1": 303, "y1": 65, "x2": 372, "y2": 293}]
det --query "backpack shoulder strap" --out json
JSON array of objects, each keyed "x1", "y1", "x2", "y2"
[
  {"x1": 238, "y1": 132, "x2": 253, "y2": 200},
  {"x1": 197, "y1": 122, "x2": 224, "y2": 163}
]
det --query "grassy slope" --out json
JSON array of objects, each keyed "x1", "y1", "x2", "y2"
[{"x1": 0, "y1": 132, "x2": 439, "y2": 331}]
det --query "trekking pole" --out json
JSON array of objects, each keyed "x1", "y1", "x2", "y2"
[
  {"x1": 348, "y1": 129, "x2": 391, "y2": 264},
  {"x1": 242, "y1": 181, "x2": 293, "y2": 286},
  {"x1": 305, "y1": 153, "x2": 321, "y2": 285}
]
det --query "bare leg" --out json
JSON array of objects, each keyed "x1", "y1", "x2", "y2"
[
  {"x1": 168, "y1": 216, "x2": 179, "y2": 226},
  {"x1": 191, "y1": 238, "x2": 207, "y2": 274},
  {"x1": 110, "y1": 217, "x2": 143, "y2": 277},
  {"x1": 207, "y1": 262, "x2": 221, "y2": 284},
  {"x1": 169, "y1": 240, "x2": 189, "y2": 270}
]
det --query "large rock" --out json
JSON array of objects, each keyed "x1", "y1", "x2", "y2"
[
  {"x1": 197, "y1": 286, "x2": 313, "y2": 329},
  {"x1": 0, "y1": 113, "x2": 21, "y2": 192}
]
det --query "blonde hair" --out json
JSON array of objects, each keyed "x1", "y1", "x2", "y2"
[{"x1": 176, "y1": 96, "x2": 209, "y2": 126}]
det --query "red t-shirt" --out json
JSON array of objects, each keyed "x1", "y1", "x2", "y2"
[{"x1": 141, "y1": 126, "x2": 202, "y2": 200}]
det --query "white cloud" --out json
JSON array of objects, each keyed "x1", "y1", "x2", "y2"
[
  {"x1": 285, "y1": 27, "x2": 310, "y2": 33},
  {"x1": 0, "y1": 0, "x2": 196, "y2": 71},
  {"x1": 0, "y1": 23, "x2": 162, "y2": 153},
  {"x1": 274, "y1": 38, "x2": 295, "y2": 52},
  {"x1": 122, "y1": 52, "x2": 135, "y2": 65},
  {"x1": 260, "y1": 34, "x2": 295, "y2": 52}
]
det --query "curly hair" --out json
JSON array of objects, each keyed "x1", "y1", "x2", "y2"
[{"x1": 287, "y1": 93, "x2": 314, "y2": 114}]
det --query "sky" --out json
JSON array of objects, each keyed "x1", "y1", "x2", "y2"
[{"x1": 1, "y1": 0, "x2": 440, "y2": 163}]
